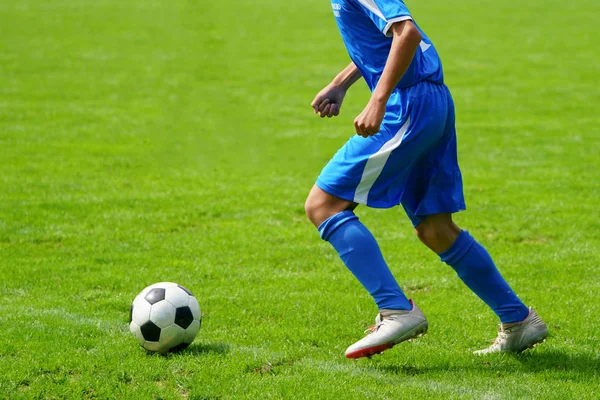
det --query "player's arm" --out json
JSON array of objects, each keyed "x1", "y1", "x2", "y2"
[
  {"x1": 312, "y1": 62, "x2": 362, "y2": 118},
  {"x1": 330, "y1": 62, "x2": 363, "y2": 91},
  {"x1": 354, "y1": 20, "x2": 422, "y2": 137}
]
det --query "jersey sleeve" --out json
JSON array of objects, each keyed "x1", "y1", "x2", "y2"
[{"x1": 356, "y1": 0, "x2": 412, "y2": 37}]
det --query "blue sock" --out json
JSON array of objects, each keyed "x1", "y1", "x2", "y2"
[
  {"x1": 439, "y1": 230, "x2": 529, "y2": 323},
  {"x1": 319, "y1": 211, "x2": 411, "y2": 310}
]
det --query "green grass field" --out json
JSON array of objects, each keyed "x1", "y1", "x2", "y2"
[{"x1": 1, "y1": 0, "x2": 599, "y2": 398}]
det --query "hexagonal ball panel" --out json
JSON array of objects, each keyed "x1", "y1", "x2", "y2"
[
  {"x1": 143, "y1": 340, "x2": 168, "y2": 354},
  {"x1": 140, "y1": 321, "x2": 161, "y2": 342},
  {"x1": 159, "y1": 324, "x2": 185, "y2": 351},
  {"x1": 134, "y1": 282, "x2": 178, "y2": 303},
  {"x1": 165, "y1": 287, "x2": 190, "y2": 308},
  {"x1": 145, "y1": 288, "x2": 166, "y2": 305},
  {"x1": 183, "y1": 319, "x2": 201, "y2": 344},
  {"x1": 149, "y1": 300, "x2": 176, "y2": 329},
  {"x1": 174, "y1": 306, "x2": 194, "y2": 329},
  {"x1": 135, "y1": 287, "x2": 154, "y2": 301},
  {"x1": 131, "y1": 297, "x2": 152, "y2": 326},
  {"x1": 129, "y1": 321, "x2": 145, "y2": 346},
  {"x1": 188, "y1": 296, "x2": 201, "y2": 320}
]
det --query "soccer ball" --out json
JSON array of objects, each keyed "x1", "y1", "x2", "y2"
[{"x1": 129, "y1": 282, "x2": 201, "y2": 353}]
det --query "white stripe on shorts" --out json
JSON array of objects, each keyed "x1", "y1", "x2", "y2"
[{"x1": 353, "y1": 117, "x2": 410, "y2": 204}]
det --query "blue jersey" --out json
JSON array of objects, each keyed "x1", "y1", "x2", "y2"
[{"x1": 331, "y1": 0, "x2": 443, "y2": 91}]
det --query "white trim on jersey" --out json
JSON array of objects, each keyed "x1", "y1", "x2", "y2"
[
  {"x1": 356, "y1": 0, "x2": 413, "y2": 37},
  {"x1": 353, "y1": 117, "x2": 411, "y2": 205},
  {"x1": 383, "y1": 15, "x2": 413, "y2": 37},
  {"x1": 356, "y1": 0, "x2": 386, "y2": 21}
]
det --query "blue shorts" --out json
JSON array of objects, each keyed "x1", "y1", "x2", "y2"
[{"x1": 316, "y1": 81, "x2": 466, "y2": 227}]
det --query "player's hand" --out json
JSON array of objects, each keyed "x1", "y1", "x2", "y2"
[
  {"x1": 354, "y1": 99, "x2": 386, "y2": 137},
  {"x1": 311, "y1": 84, "x2": 346, "y2": 118}
]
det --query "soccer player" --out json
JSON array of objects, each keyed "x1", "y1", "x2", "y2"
[{"x1": 305, "y1": 0, "x2": 548, "y2": 359}]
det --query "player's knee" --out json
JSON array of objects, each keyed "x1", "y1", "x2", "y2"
[
  {"x1": 304, "y1": 196, "x2": 318, "y2": 223},
  {"x1": 415, "y1": 216, "x2": 459, "y2": 253},
  {"x1": 415, "y1": 223, "x2": 439, "y2": 247},
  {"x1": 304, "y1": 191, "x2": 327, "y2": 227},
  {"x1": 305, "y1": 188, "x2": 352, "y2": 228}
]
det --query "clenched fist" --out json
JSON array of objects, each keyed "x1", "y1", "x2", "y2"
[
  {"x1": 311, "y1": 84, "x2": 347, "y2": 118},
  {"x1": 354, "y1": 99, "x2": 386, "y2": 137}
]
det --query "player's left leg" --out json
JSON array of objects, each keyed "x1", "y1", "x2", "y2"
[
  {"x1": 415, "y1": 213, "x2": 529, "y2": 323},
  {"x1": 414, "y1": 213, "x2": 548, "y2": 353},
  {"x1": 401, "y1": 83, "x2": 548, "y2": 353}
]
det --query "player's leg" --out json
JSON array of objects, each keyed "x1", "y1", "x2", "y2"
[
  {"x1": 415, "y1": 213, "x2": 529, "y2": 323},
  {"x1": 414, "y1": 213, "x2": 548, "y2": 353},
  {"x1": 402, "y1": 85, "x2": 527, "y2": 322},
  {"x1": 304, "y1": 184, "x2": 357, "y2": 228},
  {"x1": 306, "y1": 186, "x2": 428, "y2": 359},
  {"x1": 401, "y1": 84, "x2": 547, "y2": 352},
  {"x1": 306, "y1": 98, "x2": 439, "y2": 358},
  {"x1": 304, "y1": 185, "x2": 411, "y2": 311}
]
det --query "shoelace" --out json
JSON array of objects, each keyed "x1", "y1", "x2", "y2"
[
  {"x1": 364, "y1": 325, "x2": 378, "y2": 334},
  {"x1": 364, "y1": 315, "x2": 399, "y2": 335},
  {"x1": 490, "y1": 324, "x2": 513, "y2": 346},
  {"x1": 494, "y1": 329, "x2": 509, "y2": 344}
]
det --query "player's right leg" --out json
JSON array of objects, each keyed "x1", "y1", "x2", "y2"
[
  {"x1": 305, "y1": 186, "x2": 428, "y2": 359},
  {"x1": 308, "y1": 83, "x2": 468, "y2": 358},
  {"x1": 304, "y1": 185, "x2": 412, "y2": 313},
  {"x1": 305, "y1": 97, "x2": 447, "y2": 358}
]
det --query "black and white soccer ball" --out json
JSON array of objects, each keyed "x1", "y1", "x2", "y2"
[{"x1": 129, "y1": 282, "x2": 201, "y2": 353}]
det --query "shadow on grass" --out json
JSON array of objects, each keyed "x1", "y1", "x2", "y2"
[
  {"x1": 375, "y1": 364, "x2": 429, "y2": 376},
  {"x1": 183, "y1": 342, "x2": 231, "y2": 356},
  {"x1": 373, "y1": 350, "x2": 599, "y2": 377},
  {"x1": 146, "y1": 342, "x2": 231, "y2": 357},
  {"x1": 514, "y1": 350, "x2": 600, "y2": 375}
]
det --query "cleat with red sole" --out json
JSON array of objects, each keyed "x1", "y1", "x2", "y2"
[
  {"x1": 345, "y1": 300, "x2": 428, "y2": 359},
  {"x1": 346, "y1": 343, "x2": 394, "y2": 359}
]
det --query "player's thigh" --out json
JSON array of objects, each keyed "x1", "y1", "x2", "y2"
[
  {"x1": 401, "y1": 125, "x2": 466, "y2": 227},
  {"x1": 315, "y1": 85, "x2": 451, "y2": 209},
  {"x1": 315, "y1": 127, "x2": 403, "y2": 208}
]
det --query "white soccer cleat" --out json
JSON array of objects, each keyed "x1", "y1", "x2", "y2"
[
  {"x1": 345, "y1": 300, "x2": 428, "y2": 359},
  {"x1": 474, "y1": 307, "x2": 548, "y2": 355}
]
